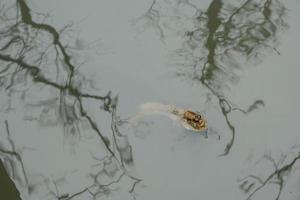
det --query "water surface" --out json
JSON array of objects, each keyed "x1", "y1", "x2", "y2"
[{"x1": 1, "y1": 0, "x2": 300, "y2": 199}]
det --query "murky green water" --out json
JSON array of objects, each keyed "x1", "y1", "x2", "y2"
[{"x1": 1, "y1": 0, "x2": 300, "y2": 199}]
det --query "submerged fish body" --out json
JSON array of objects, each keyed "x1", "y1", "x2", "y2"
[{"x1": 131, "y1": 102, "x2": 208, "y2": 137}]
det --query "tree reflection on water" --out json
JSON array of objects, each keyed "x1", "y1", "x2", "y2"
[
  {"x1": 183, "y1": 0, "x2": 287, "y2": 155},
  {"x1": 0, "y1": 0, "x2": 140, "y2": 199},
  {"x1": 239, "y1": 150, "x2": 300, "y2": 200},
  {"x1": 0, "y1": 0, "x2": 295, "y2": 199}
]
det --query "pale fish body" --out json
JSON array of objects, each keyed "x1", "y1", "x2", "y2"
[{"x1": 129, "y1": 102, "x2": 208, "y2": 137}]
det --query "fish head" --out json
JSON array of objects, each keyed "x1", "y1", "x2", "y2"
[{"x1": 182, "y1": 110, "x2": 208, "y2": 134}]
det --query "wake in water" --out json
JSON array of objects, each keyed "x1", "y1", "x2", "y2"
[{"x1": 125, "y1": 102, "x2": 208, "y2": 138}]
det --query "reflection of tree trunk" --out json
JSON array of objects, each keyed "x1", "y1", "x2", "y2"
[
  {"x1": 0, "y1": 159, "x2": 22, "y2": 200},
  {"x1": 202, "y1": 0, "x2": 222, "y2": 81},
  {"x1": 199, "y1": 0, "x2": 236, "y2": 156}
]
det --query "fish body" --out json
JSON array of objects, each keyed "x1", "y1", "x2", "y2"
[{"x1": 132, "y1": 103, "x2": 208, "y2": 137}]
